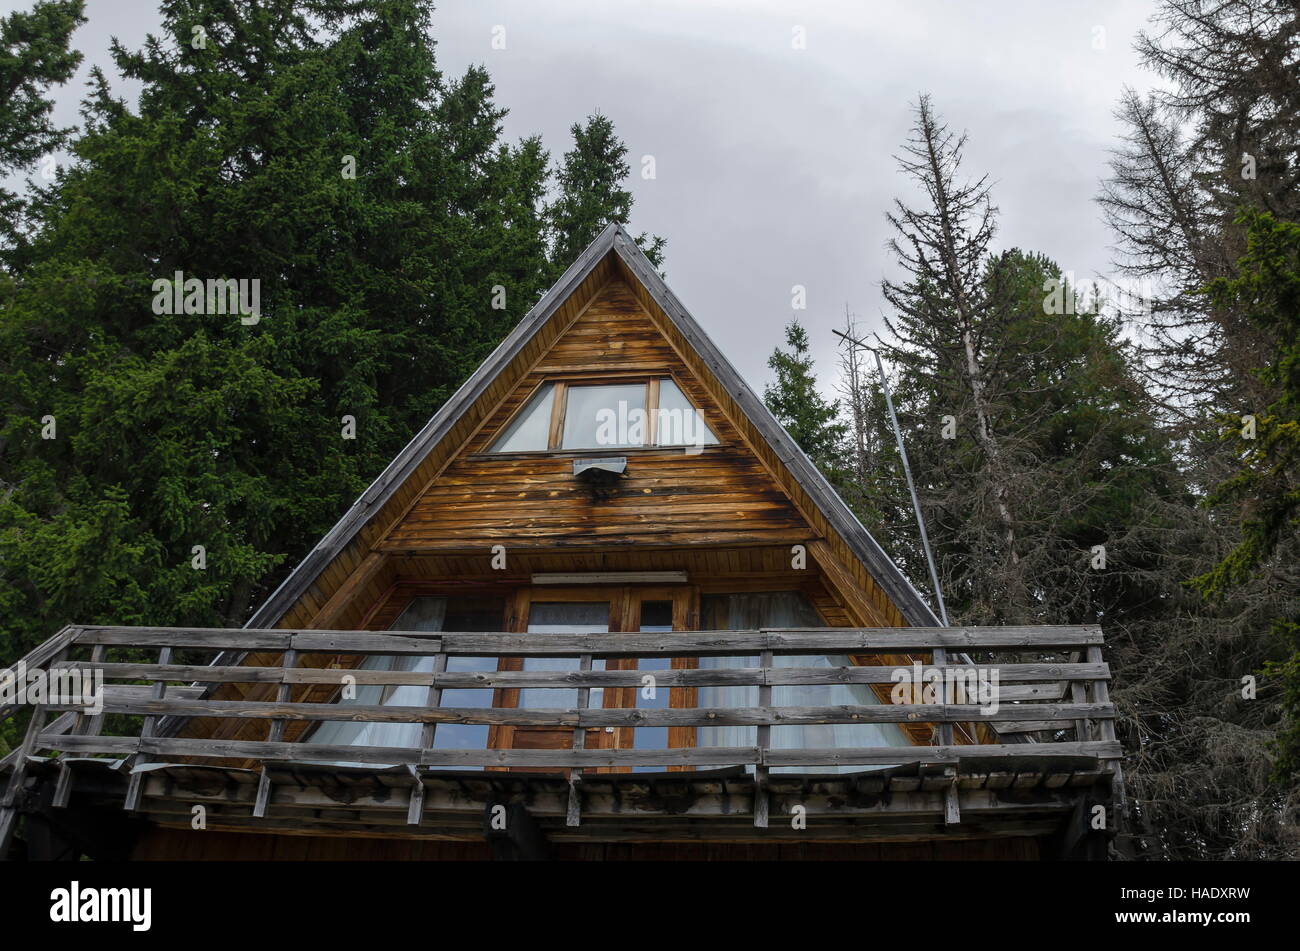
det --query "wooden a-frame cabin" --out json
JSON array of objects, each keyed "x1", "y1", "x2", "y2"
[{"x1": 0, "y1": 224, "x2": 1123, "y2": 861}]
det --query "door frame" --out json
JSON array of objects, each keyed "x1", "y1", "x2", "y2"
[{"x1": 489, "y1": 584, "x2": 696, "y2": 769}]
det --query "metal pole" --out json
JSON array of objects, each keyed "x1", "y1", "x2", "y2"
[{"x1": 834, "y1": 329, "x2": 949, "y2": 626}]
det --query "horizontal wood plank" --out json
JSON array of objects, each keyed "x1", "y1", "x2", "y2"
[
  {"x1": 53, "y1": 660, "x2": 1108, "y2": 690},
  {"x1": 48, "y1": 696, "x2": 1115, "y2": 728}
]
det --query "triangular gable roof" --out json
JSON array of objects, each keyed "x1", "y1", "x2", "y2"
[{"x1": 245, "y1": 223, "x2": 941, "y2": 630}]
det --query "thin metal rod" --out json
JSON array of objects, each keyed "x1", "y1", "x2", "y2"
[{"x1": 833, "y1": 329, "x2": 949, "y2": 625}]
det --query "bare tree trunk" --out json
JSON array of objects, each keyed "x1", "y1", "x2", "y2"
[
  {"x1": 839, "y1": 308, "x2": 870, "y2": 485},
  {"x1": 914, "y1": 106, "x2": 1021, "y2": 569}
]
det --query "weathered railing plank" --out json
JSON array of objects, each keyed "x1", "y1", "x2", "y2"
[
  {"x1": 34, "y1": 732, "x2": 1122, "y2": 769},
  {"x1": 45, "y1": 696, "x2": 1115, "y2": 728},
  {"x1": 51, "y1": 661, "x2": 1110, "y2": 689},
  {"x1": 73, "y1": 628, "x2": 442, "y2": 654},
  {"x1": 65, "y1": 624, "x2": 1100, "y2": 655},
  {"x1": 3, "y1": 623, "x2": 1121, "y2": 799}
]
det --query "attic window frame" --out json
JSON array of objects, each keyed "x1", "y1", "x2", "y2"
[{"x1": 484, "y1": 372, "x2": 720, "y2": 455}]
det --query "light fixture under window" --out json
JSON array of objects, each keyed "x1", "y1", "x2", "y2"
[{"x1": 573, "y1": 456, "x2": 626, "y2": 500}]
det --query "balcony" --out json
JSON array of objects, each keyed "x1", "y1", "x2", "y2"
[{"x1": 1, "y1": 623, "x2": 1122, "y2": 857}]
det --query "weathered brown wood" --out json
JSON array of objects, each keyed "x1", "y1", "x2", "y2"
[
  {"x1": 63, "y1": 623, "x2": 1100, "y2": 655},
  {"x1": 53, "y1": 696, "x2": 1114, "y2": 728},
  {"x1": 120, "y1": 765, "x2": 1087, "y2": 822},
  {"x1": 254, "y1": 648, "x2": 298, "y2": 819},
  {"x1": 385, "y1": 282, "x2": 810, "y2": 556},
  {"x1": 408, "y1": 653, "x2": 448, "y2": 826},
  {"x1": 434, "y1": 626, "x2": 1102, "y2": 655},
  {"x1": 807, "y1": 540, "x2": 891, "y2": 627},
  {"x1": 567, "y1": 652, "x2": 593, "y2": 827},
  {"x1": 0, "y1": 626, "x2": 79, "y2": 720},
  {"x1": 53, "y1": 643, "x2": 107, "y2": 808},
  {"x1": 307, "y1": 553, "x2": 389, "y2": 629},
  {"x1": 124, "y1": 645, "x2": 172, "y2": 811},
  {"x1": 754, "y1": 648, "x2": 772, "y2": 828},
  {"x1": 73, "y1": 627, "x2": 443, "y2": 653},
  {"x1": 54, "y1": 659, "x2": 1109, "y2": 689},
  {"x1": 761, "y1": 741, "x2": 1121, "y2": 767},
  {"x1": 0, "y1": 695, "x2": 51, "y2": 858},
  {"x1": 37, "y1": 731, "x2": 1121, "y2": 768}
]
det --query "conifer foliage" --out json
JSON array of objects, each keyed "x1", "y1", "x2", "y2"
[{"x1": 0, "y1": 0, "x2": 655, "y2": 674}]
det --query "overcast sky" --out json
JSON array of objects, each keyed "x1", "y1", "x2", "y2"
[{"x1": 9, "y1": 0, "x2": 1164, "y2": 390}]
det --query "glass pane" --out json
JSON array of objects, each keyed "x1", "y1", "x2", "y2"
[
  {"x1": 304, "y1": 596, "x2": 505, "y2": 768},
  {"x1": 430, "y1": 655, "x2": 497, "y2": 756},
  {"x1": 520, "y1": 601, "x2": 610, "y2": 708},
  {"x1": 562, "y1": 383, "x2": 647, "y2": 450},
  {"x1": 430, "y1": 597, "x2": 508, "y2": 758},
  {"x1": 655, "y1": 378, "x2": 718, "y2": 446},
  {"x1": 633, "y1": 601, "x2": 673, "y2": 769},
  {"x1": 302, "y1": 597, "x2": 448, "y2": 761},
  {"x1": 490, "y1": 384, "x2": 555, "y2": 452},
  {"x1": 693, "y1": 592, "x2": 910, "y2": 772}
]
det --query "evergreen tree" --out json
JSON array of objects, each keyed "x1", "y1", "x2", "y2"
[
  {"x1": 1096, "y1": 0, "x2": 1300, "y2": 858},
  {"x1": 0, "y1": 0, "x2": 556, "y2": 663},
  {"x1": 0, "y1": 0, "x2": 85, "y2": 265},
  {"x1": 547, "y1": 112, "x2": 664, "y2": 273},
  {"x1": 1197, "y1": 210, "x2": 1300, "y2": 784},
  {"x1": 763, "y1": 318, "x2": 846, "y2": 473}
]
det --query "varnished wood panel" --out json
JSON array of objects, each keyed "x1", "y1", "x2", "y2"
[{"x1": 383, "y1": 280, "x2": 813, "y2": 553}]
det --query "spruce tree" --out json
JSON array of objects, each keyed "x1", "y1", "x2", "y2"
[
  {"x1": 547, "y1": 112, "x2": 664, "y2": 273},
  {"x1": 0, "y1": 0, "x2": 556, "y2": 659},
  {"x1": 0, "y1": 0, "x2": 85, "y2": 265},
  {"x1": 763, "y1": 318, "x2": 846, "y2": 473},
  {"x1": 1197, "y1": 210, "x2": 1300, "y2": 785},
  {"x1": 1097, "y1": 0, "x2": 1300, "y2": 858}
]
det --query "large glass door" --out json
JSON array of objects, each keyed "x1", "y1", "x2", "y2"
[
  {"x1": 489, "y1": 588, "x2": 614, "y2": 769},
  {"x1": 490, "y1": 586, "x2": 691, "y2": 773}
]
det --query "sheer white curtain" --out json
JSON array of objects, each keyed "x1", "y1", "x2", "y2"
[
  {"x1": 303, "y1": 597, "x2": 446, "y2": 761},
  {"x1": 696, "y1": 592, "x2": 911, "y2": 772}
]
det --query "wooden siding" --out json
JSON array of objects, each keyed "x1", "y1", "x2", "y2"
[
  {"x1": 382, "y1": 280, "x2": 809, "y2": 553},
  {"x1": 269, "y1": 257, "x2": 621, "y2": 631},
  {"x1": 612, "y1": 256, "x2": 906, "y2": 627}
]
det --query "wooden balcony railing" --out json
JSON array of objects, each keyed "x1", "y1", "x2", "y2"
[{"x1": 1, "y1": 623, "x2": 1120, "y2": 841}]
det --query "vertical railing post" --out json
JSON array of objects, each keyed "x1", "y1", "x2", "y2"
[
  {"x1": 253, "y1": 648, "x2": 297, "y2": 819},
  {"x1": 566, "y1": 651, "x2": 593, "y2": 827},
  {"x1": 1069, "y1": 650, "x2": 1091, "y2": 743},
  {"x1": 1087, "y1": 643, "x2": 1126, "y2": 825},
  {"x1": 754, "y1": 646, "x2": 772, "y2": 828},
  {"x1": 53, "y1": 643, "x2": 106, "y2": 808},
  {"x1": 124, "y1": 646, "x2": 172, "y2": 811},
  {"x1": 407, "y1": 650, "x2": 447, "y2": 826},
  {"x1": 0, "y1": 645, "x2": 65, "y2": 858},
  {"x1": 932, "y1": 643, "x2": 954, "y2": 747}
]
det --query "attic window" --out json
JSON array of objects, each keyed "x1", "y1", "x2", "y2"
[
  {"x1": 491, "y1": 383, "x2": 555, "y2": 452},
  {"x1": 488, "y1": 377, "x2": 719, "y2": 453}
]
